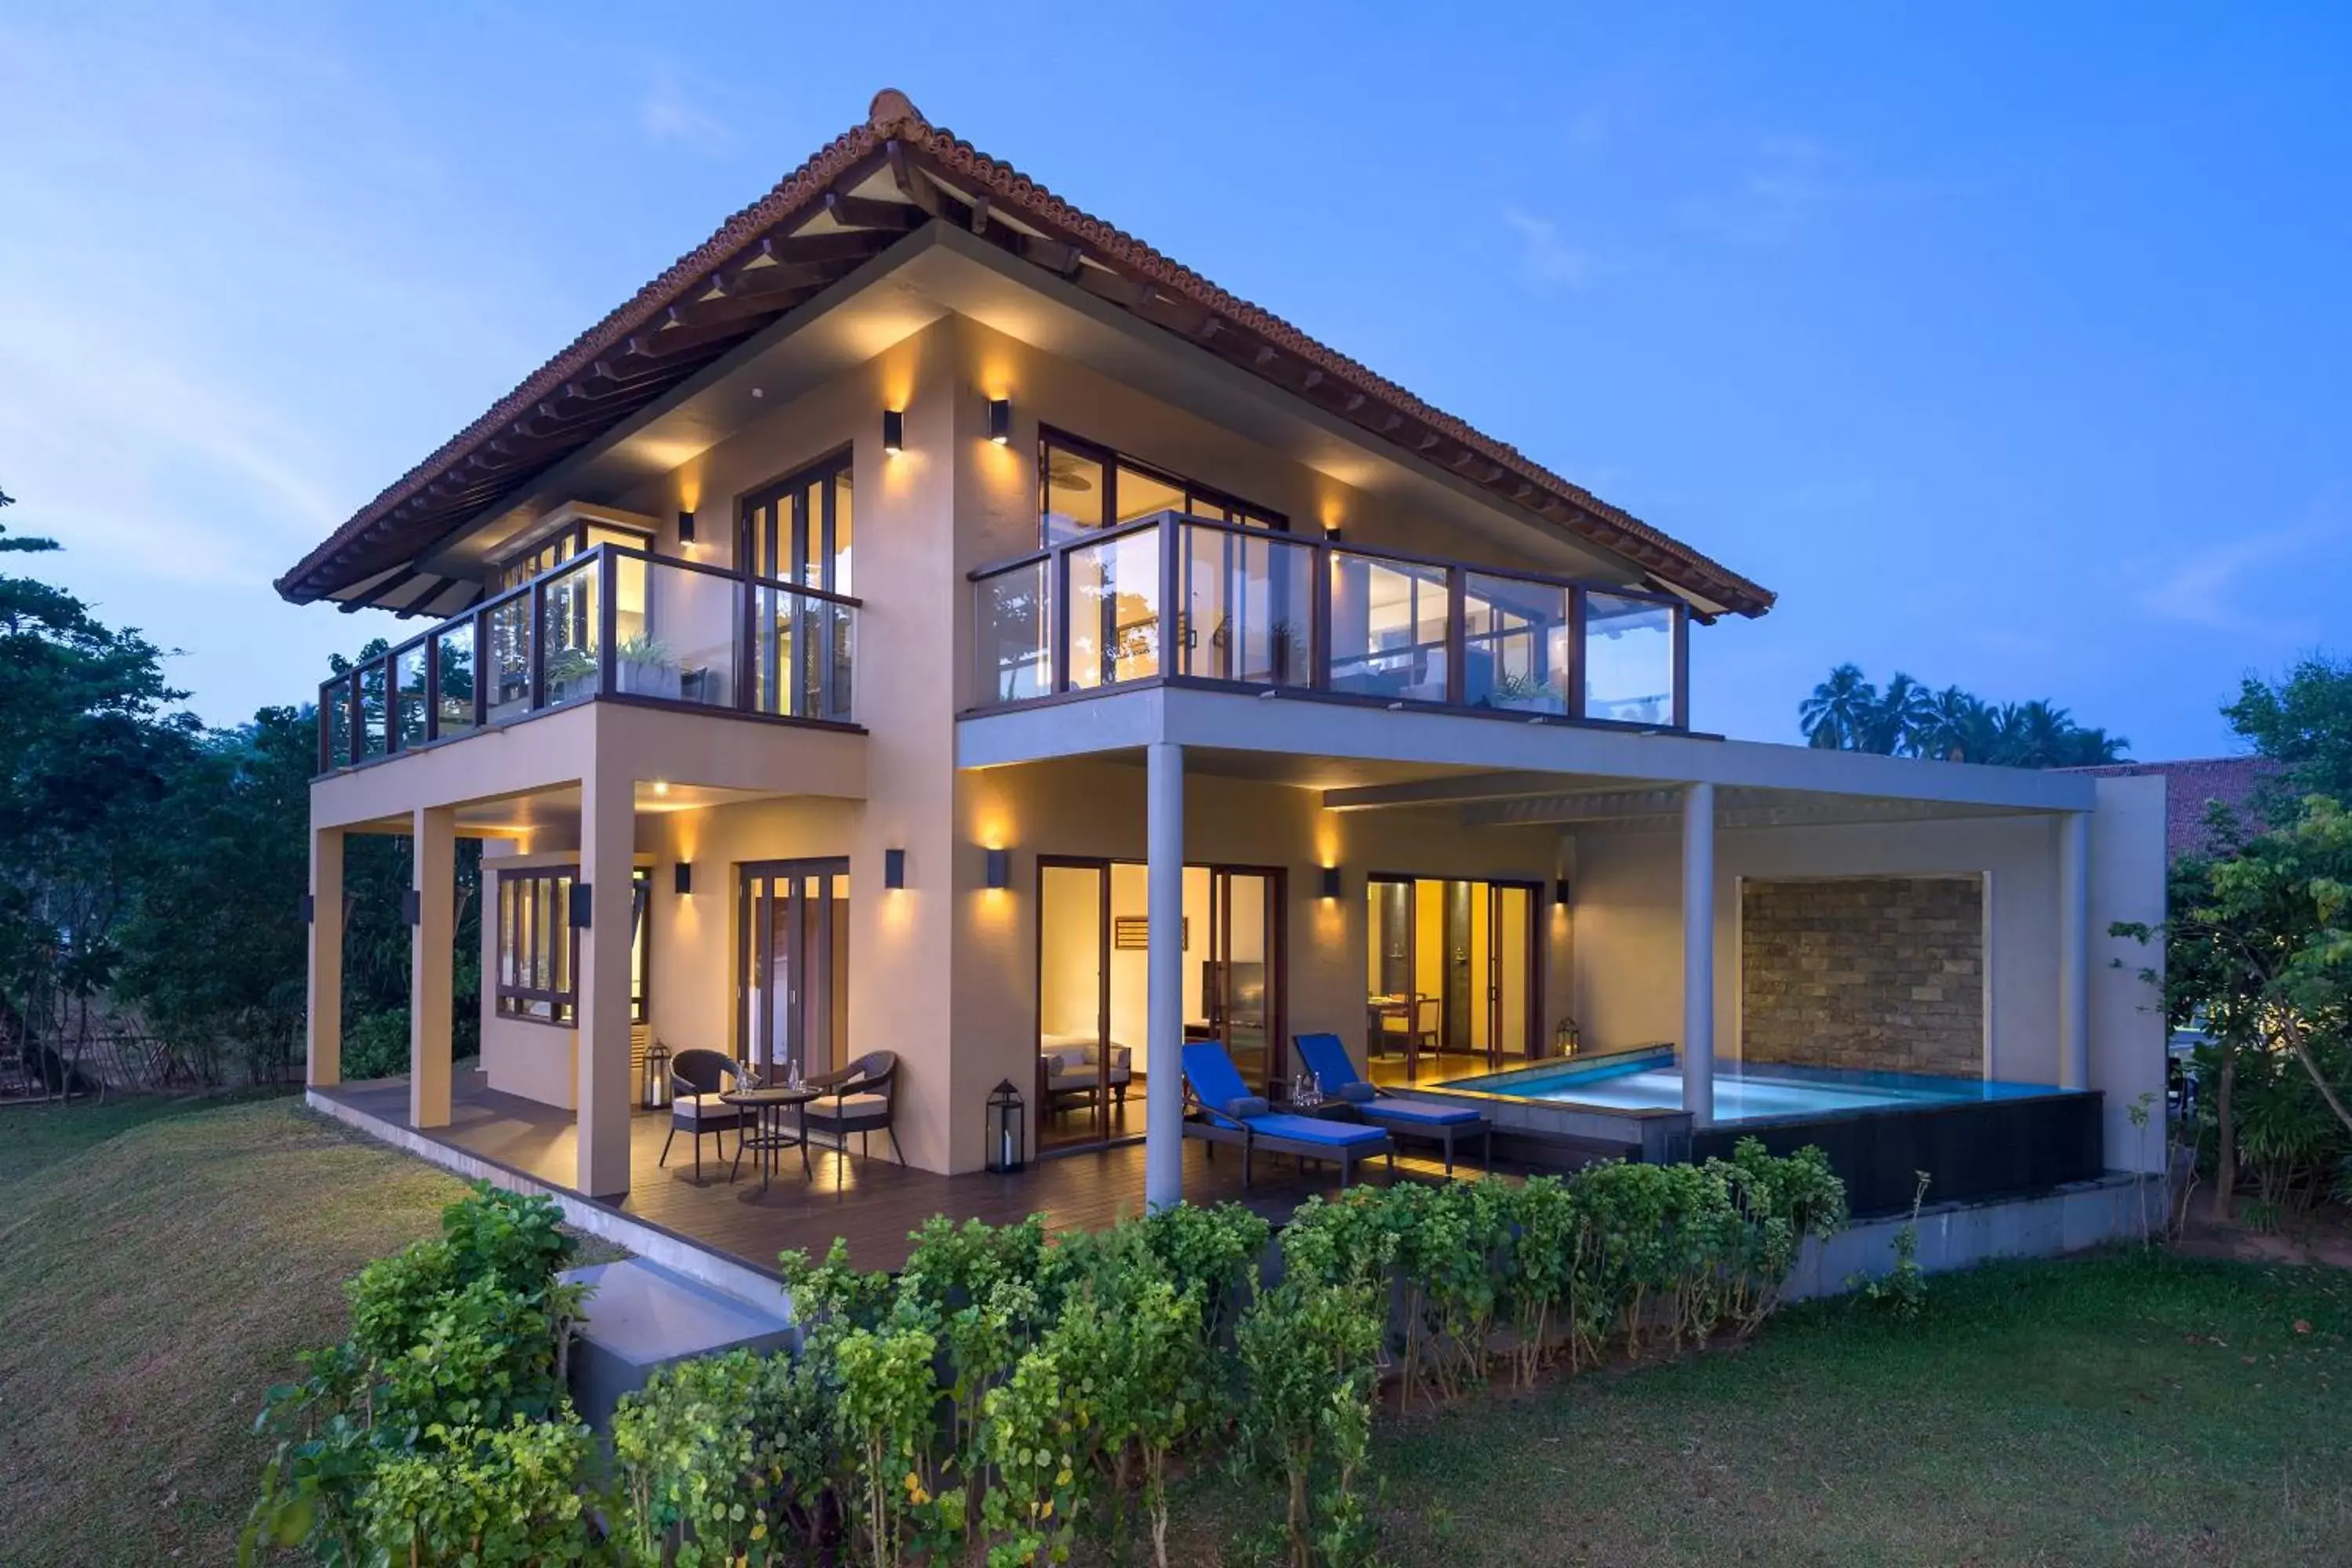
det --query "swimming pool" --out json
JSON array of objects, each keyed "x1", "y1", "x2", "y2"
[{"x1": 1439, "y1": 1047, "x2": 2060, "y2": 1125}]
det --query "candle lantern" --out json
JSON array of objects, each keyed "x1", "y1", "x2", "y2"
[
  {"x1": 643, "y1": 1040, "x2": 674, "y2": 1109},
  {"x1": 985, "y1": 1079, "x2": 1027, "y2": 1174}
]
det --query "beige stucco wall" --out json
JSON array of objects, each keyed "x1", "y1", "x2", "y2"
[{"x1": 478, "y1": 842, "x2": 582, "y2": 1109}]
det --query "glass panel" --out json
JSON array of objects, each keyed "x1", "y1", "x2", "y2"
[
  {"x1": 433, "y1": 622, "x2": 476, "y2": 737},
  {"x1": 583, "y1": 524, "x2": 647, "y2": 553},
  {"x1": 1584, "y1": 591, "x2": 1675, "y2": 724},
  {"x1": 975, "y1": 561, "x2": 1053, "y2": 703},
  {"x1": 1178, "y1": 523, "x2": 1314, "y2": 686},
  {"x1": 322, "y1": 679, "x2": 352, "y2": 768},
  {"x1": 1113, "y1": 464, "x2": 1184, "y2": 524},
  {"x1": 630, "y1": 869, "x2": 650, "y2": 1025},
  {"x1": 1463, "y1": 573, "x2": 1571, "y2": 713},
  {"x1": 1327, "y1": 552, "x2": 1449, "y2": 700},
  {"x1": 358, "y1": 662, "x2": 388, "y2": 759},
  {"x1": 1067, "y1": 528, "x2": 1161, "y2": 689},
  {"x1": 485, "y1": 594, "x2": 532, "y2": 720},
  {"x1": 1042, "y1": 440, "x2": 1106, "y2": 543},
  {"x1": 831, "y1": 466, "x2": 853, "y2": 596},
  {"x1": 627, "y1": 556, "x2": 738, "y2": 707},
  {"x1": 540, "y1": 558, "x2": 601, "y2": 706},
  {"x1": 1039, "y1": 863, "x2": 1108, "y2": 1151},
  {"x1": 753, "y1": 586, "x2": 853, "y2": 721},
  {"x1": 393, "y1": 644, "x2": 428, "y2": 750}
]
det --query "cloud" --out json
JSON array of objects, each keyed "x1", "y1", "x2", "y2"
[
  {"x1": 1501, "y1": 209, "x2": 1597, "y2": 290},
  {"x1": 2133, "y1": 510, "x2": 2345, "y2": 639},
  {"x1": 641, "y1": 66, "x2": 729, "y2": 154},
  {"x1": 1673, "y1": 134, "x2": 1895, "y2": 248}
]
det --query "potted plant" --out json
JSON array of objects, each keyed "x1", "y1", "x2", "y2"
[
  {"x1": 544, "y1": 646, "x2": 598, "y2": 704},
  {"x1": 615, "y1": 634, "x2": 680, "y2": 699}
]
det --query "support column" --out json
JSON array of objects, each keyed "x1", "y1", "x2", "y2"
[
  {"x1": 307, "y1": 826, "x2": 344, "y2": 1088},
  {"x1": 576, "y1": 768, "x2": 636, "y2": 1198},
  {"x1": 410, "y1": 808, "x2": 455, "y2": 1130},
  {"x1": 1681, "y1": 782, "x2": 1716, "y2": 1127},
  {"x1": 2058, "y1": 809, "x2": 2090, "y2": 1091},
  {"x1": 1144, "y1": 741, "x2": 1185, "y2": 1211}
]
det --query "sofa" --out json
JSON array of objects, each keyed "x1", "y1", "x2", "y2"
[{"x1": 1039, "y1": 1033, "x2": 1133, "y2": 1112}]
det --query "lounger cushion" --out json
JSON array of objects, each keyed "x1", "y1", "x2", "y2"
[
  {"x1": 1220, "y1": 1094, "x2": 1270, "y2": 1121},
  {"x1": 1332, "y1": 1082, "x2": 1377, "y2": 1105},
  {"x1": 1360, "y1": 1101, "x2": 1483, "y2": 1127},
  {"x1": 1247, "y1": 1112, "x2": 1389, "y2": 1148}
]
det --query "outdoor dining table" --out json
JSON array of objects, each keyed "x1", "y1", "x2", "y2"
[{"x1": 723, "y1": 1084, "x2": 820, "y2": 1192}]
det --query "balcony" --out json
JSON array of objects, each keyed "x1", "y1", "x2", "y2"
[
  {"x1": 316, "y1": 543, "x2": 859, "y2": 775},
  {"x1": 969, "y1": 512, "x2": 1688, "y2": 729}
]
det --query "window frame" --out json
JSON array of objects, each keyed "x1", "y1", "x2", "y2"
[
  {"x1": 1038, "y1": 426, "x2": 1287, "y2": 546},
  {"x1": 495, "y1": 866, "x2": 579, "y2": 1025}
]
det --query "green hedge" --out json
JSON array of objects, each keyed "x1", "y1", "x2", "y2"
[{"x1": 251, "y1": 1141, "x2": 1846, "y2": 1567}]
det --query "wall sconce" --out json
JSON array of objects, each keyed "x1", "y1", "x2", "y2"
[
  {"x1": 882, "y1": 408, "x2": 905, "y2": 455},
  {"x1": 673, "y1": 861, "x2": 694, "y2": 896},
  {"x1": 401, "y1": 887, "x2": 421, "y2": 927},
  {"x1": 1319, "y1": 866, "x2": 1343, "y2": 900},
  {"x1": 984, "y1": 848, "x2": 1011, "y2": 890},
  {"x1": 569, "y1": 883, "x2": 593, "y2": 928},
  {"x1": 676, "y1": 509, "x2": 696, "y2": 545},
  {"x1": 987, "y1": 397, "x2": 1011, "y2": 445},
  {"x1": 1553, "y1": 878, "x2": 1573, "y2": 906},
  {"x1": 884, "y1": 848, "x2": 906, "y2": 890}
]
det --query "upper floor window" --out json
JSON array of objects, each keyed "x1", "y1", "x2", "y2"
[
  {"x1": 1040, "y1": 430, "x2": 1283, "y2": 546},
  {"x1": 495, "y1": 516, "x2": 656, "y2": 591},
  {"x1": 741, "y1": 451, "x2": 853, "y2": 595}
]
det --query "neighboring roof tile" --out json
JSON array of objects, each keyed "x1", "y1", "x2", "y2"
[{"x1": 2071, "y1": 756, "x2": 2278, "y2": 858}]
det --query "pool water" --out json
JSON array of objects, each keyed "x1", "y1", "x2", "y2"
[{"x1": 1441, "y1": 1049, "x2": 2062, "y2": 1124}]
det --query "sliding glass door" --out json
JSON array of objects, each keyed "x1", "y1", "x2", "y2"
[
  {"x1": 738, "y1": 858, "x2": 850, "y2": 1082},
  {"x1": 1364, "y1": 875, "x2": 1537, "y2": 1079},
  {"x1": 1035, "y1": 857, "x2": 1283, "y2": 1153}
]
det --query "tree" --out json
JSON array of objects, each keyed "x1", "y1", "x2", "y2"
[
  {"x1": 1799, "y1": 663, "x2": 1877, "y2": 751},
  {"x1": 1795, "y1": 666, "x2": 2128, "y2": 767},
  {"x1": 2223, "y1": 655, "x2": 2352, "y2": 805}
]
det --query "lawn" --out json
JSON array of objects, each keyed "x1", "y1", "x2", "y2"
[
  {"x1": 0, "y1": 1094, "x2": 470, "y2": 1566},
  {"x1": 1, "y1": 1095, "x2": 2345, "y2": 1567}
]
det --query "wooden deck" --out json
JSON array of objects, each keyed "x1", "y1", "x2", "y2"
[{"x1": 316, "y1": 1073, "x2": 1512, "y2": 1276}]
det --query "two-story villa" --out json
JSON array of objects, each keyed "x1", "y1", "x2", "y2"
[{"x1": 291, "y1": 93, "x2": 2166, "y2": 1253}]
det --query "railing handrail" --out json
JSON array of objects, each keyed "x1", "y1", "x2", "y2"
[
  {"x1": 966, "y1": 507, "x2": 1684, "y2": 610},
  {"x1": 318, "y1": 540, "x2": 861, "y2": 774},
  {"x1": 968, "y1": 507, "x2": 1690, "y2": 729}
]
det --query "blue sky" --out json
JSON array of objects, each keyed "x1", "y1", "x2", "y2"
[{"x1": 3, "y1": 2, "x2": 2345, "y2": 755}]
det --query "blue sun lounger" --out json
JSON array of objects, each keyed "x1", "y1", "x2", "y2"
[
  {"x1": 1293, "y1": 1033, "x2": 1492, "y2": 1175},
  {"x1": 1181, "y1": 1040, "x2": 1394, "y2": 1189}
]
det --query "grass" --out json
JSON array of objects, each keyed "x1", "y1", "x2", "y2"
[
  {"x1": 0, "y1": 1094, "x2": 471, "y2": 1566},
  {"x1": 1174, "y1": 1251, "x2": 2352, "y2": 1567},
  {"x1": 2, "y1": 1095, "x2": 2345, "y2": 1567}
]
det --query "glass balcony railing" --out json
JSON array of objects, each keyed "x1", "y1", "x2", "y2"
[
  {"x1": 969, "y1": 511, "x2": 1686, "y2": 729},
  {"x1": 316, "y1": 543, "x2": 859, "y2": 775}
]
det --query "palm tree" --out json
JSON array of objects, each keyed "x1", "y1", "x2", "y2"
[
  {"x1": 1915, "y1": 685, "x2": 1988, "y2": 762},
  {"x1": 1862, "y1": 672, "x2": 1935, "y2": 756},
  {"x1": 1799, "y1": 664, "x2": 1877, "y2": 750}
]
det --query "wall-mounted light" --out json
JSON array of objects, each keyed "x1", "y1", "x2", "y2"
[
  {"x1": 1553, "y1": 878, "x2": 1573, "y2": 906},
  {"x1": 884, "y1": 848, "x2": 907, "y2": 890},
  {"x1": 1319, "y1": 866, "x2": 1343, "y2": 900},
  {"x1": 676, "y1": 509, "x2": 696, "y2": 545},
  {"x1": 569, "y1": 883, "x2": 593, "y2": 928},
  {"x1": 674, "y1": 862, "x2": 694, "y2": 896},
  {"x1": 984, "y1": 848, "x2": 1011, "y2": 890},
  {"x1": 882, "y1": 408, "x2": 905, "y2": 455},
  {"x1": 401, "y1": 887, "x2": 421, "y2": 927},
  {"x1": 987, "y1": 397, "x2": 1011, "y2": 445}
]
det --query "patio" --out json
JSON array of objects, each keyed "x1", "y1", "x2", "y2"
[{"x1": 315, "y1": 1071, "x2": 1518, "y2": 1279}]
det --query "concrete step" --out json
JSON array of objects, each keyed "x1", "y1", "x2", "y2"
[{"x1": 561, "y1": 1258, "x2": 796, "y2": 1429}]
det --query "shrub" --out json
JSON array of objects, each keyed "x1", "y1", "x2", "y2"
[
  {"x1": 1236, "y1": 1278, "x2": 1386, "y2": 1568},
  {"x1": 339, "y1": 1007, "x2": 410, "y2": 1081},
  {"x1": 358, "y1": 1415, "x2": 596, "y2": 1566},
  {"x1": 612, "y1": 1347, "x2": 835, "y2": 1566}
]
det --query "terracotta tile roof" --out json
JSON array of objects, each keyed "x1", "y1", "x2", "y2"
[
  {"x1": 2070, "y1": 755, "x2": 2278, "y2": 858},
  {"x1": 277, "y1": 90, "x2": 1775, "y2": 619}
]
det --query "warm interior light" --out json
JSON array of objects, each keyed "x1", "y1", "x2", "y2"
[
  {"x1": 987, "y1": 397, "x2": 1011, "y2": 445},
  {"x1": 1553, "y1": 878, "x2": 1572, "y2": 906},
  {"x1": 882, "y1": 408, "x2": 905, "y2": 454}
]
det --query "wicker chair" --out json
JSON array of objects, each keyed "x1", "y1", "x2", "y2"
[
  {"x1": 803, "y1": 1050, "x2": 904, "y2": 1167},
  {"x1": 659, "y1": 1047, "x2": 744, "y2": 1181}
]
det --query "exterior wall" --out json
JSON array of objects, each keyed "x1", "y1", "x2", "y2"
[
  {"x1": 1573, "y1": 813, "x2": 2059, "y2": 1082},
  {"x1": 2087, "y1": 774, "x2": 2169, "y2": 1174},
  {"x1": 1738, "y1": 877, "x2": 1986, "y2": 1076}
]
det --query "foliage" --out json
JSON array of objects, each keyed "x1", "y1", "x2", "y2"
[
  {"x1": 612, "y1": 1348, "x2": 833, "y2": 1566},
  {"x1": 1798, "y1": 662, "x2": 2127, "y2": 766},
  {"x1": 243, "y1": 1184, "x2": 584, "y2": 1566},
  {"x1": 1234, "y1": 1279, "x2": 1386, "y2": 1568},
  {"x1": 357, "y1": 1415, "x2": 596, "y2": 1566},
  {"x1": 1849, "y1": 1171, "x2": 1933, "y2": 1323},
  {"x1": 2223, "y1": 653, "x2": 2352, "y2": 807},
  {"x1": 339, "y1": 1008, "x2": 411, "y2": 1083}
]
